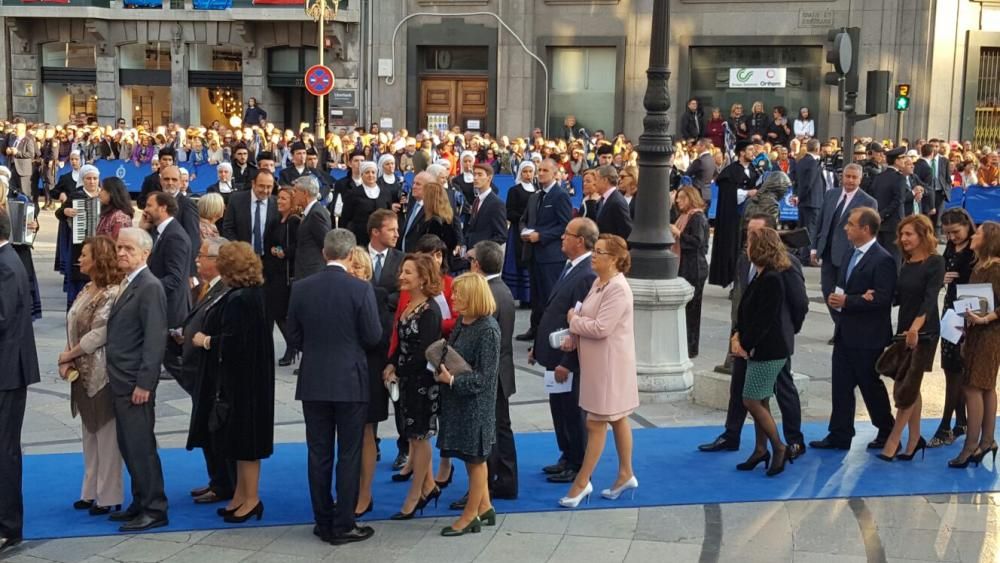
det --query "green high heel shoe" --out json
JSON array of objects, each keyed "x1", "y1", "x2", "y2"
[
  {"x1": 441, "y1": 516, "x2": 482, "y2": 537},
  {"x1": 479, "y1": 508, "x2": 497, "y2": 526}
]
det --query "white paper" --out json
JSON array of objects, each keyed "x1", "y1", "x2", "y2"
[
  {"x1": 957, "y1": 283, "x2": 996, "y2": 314},
  {"x1": 953, "y1": 298, "x2": 981, "y2": 316},
  {"x1": 544, "y1": 370, "x2": 574, "y2": 394},
  {"x1": 520, "y1": 228, "x2": 536, "y2": 236},
  {"x1": 833, "y1": 286, "x2": 845, "y2": 312},
  {"x1": 426, "y1": 361, "x2": 438, "y2": 373},
  {"x1": 941, "y1": 309, "x2": 965, "y2": 345},
  {"x1": 574, "y1": 301, "x2": 583, "y2": 313}
]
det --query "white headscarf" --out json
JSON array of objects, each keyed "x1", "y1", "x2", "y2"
[
  {"x1": 377, "y1": 154, "x2": 397, "y2": 184},
  {"x1": 516, "y1": 161, "x2": 536, "y2": 193},
  {"x1": 460, "y1": 150, "x2": 476, "y2": 182},
  {"x1": 360, "y1": 161, "x2": 380, "y2": 196},
  {"x1": 79, "y1": 164, "x2": 100, "y2": 196}
]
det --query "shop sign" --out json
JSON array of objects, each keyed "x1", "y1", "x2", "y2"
[
  {"x1": 799, "y1": 10, "x2": 835, "y2": 28},
  {"x1": 729, "y1": 68, "x2": 787, "y2": 88},
  {"x1": 330, "y1": 89, "x2": 356, "y2": 107}
]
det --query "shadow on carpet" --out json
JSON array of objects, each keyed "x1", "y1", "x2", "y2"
[{"x1": 23, "y1": 420, "x2": 999, "y2": 540}]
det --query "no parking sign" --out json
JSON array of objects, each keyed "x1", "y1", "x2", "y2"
[{"x1": 304, "y1": 65, "x2": 335, "y2": 97}]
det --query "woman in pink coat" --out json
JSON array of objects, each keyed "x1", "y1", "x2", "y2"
[{"x1": 558, "y1": 233, "x2": 639, "y2": 508}]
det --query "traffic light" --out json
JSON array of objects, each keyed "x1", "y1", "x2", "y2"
[
  {"x1": 895, "y1": 84, "x2": 911, "y2": 111},
  {"x1": 825, "y1": 27, "x2": 861, "y2": 112}
]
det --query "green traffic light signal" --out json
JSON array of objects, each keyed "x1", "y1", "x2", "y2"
[{"x1": 895, "y1": 96, "x2": 910, "y2": 111}]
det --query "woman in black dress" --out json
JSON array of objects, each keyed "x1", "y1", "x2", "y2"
[
  {"x1": 930, "y1": 209, "x2": 977, "y2": 447},
  {"x1": 383, "y1": 254, "x2": 443, "y2": 520},
  {"x1": 502, "y1": 161, "x2": 536, "y2": 304},
  {"x1": 671, "y1": 186, "x2": 710, "y2": 358},
  {"x1": 419, "y1": 181, "x2": 461, "y2": 270},
  {"x1": 347, "y1": 247, "x2": 392, "y2": 519},
  {"x1": 263, "y1": 187, "x2": 300, "y2": 366},
  {"x1": 193, "y1": 242, "x2": 275, "y2": 523},
  {"x1": 341, "y1": 161, "x2": 392, "y2": 246},
  {"x1": 875, "y1": 214, "x2": 944, "y2": 462}
]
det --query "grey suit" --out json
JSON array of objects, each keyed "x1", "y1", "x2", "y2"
[
  {"x1": 487, "y1": 275, "x2": 518, "y2": 497},
  {"x1": 106, "y1": 267, "x2": 169, "y2": 520},
  {"x1": 686, "y1": 153, "x2": 718, "y2": 204},
  {"x1": 294, "y1": 202, "x2": 332, "y2": 280},
  {"x1": 813, "y1": 188, "x2": 877, "y2": 320}
]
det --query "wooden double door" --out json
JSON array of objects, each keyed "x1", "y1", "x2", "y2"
[{"x1": 419, "y1": 76, "x2": 488, "y2": 131}]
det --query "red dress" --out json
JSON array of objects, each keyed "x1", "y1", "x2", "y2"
[
  {"x1": 706, "y1": 118, "x2": 726, "y2": 149},
  {"x1": 388, "y1": 274, "x2": 454, "y2": 357}
]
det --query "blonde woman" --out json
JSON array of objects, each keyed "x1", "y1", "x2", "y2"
[{"x1": 197, "y1": 193, "x2": 224, "y2": 239}]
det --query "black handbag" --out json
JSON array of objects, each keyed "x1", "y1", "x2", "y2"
[{"x1": 207, "y1": 391, "x2": 230, "y2": 433}]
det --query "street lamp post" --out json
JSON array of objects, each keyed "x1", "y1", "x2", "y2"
[
  {"x1": 627, "y1": 0, "x2": 694, "y2": 402},
  {"x1": 306, "y1": 0, "x2": 337, "y2": 135}
]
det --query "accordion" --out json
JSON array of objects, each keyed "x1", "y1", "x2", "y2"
[
  {"x1": 8, "y1": 200, "x2": 37, "y2": 246},
  {"x1": 72, "y1": 197, "x2": 101, "y2": 244}
]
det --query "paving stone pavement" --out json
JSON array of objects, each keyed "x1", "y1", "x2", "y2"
[{"x1": 3, "y1": 211, "x2": 993, "y2": 563}]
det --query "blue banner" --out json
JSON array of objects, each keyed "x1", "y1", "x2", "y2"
[
  {"x1": 193, "y1": 0, "x2": 231, "y2": 7},
  {"x1": 707, "y1": 184, "x2": 800, "y2": 222}
]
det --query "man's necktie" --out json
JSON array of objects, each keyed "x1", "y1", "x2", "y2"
[
  {"x1": 403, "y1": 203, "x2": 421, "y2": 252},
  {"x1": 471, "y1": 195, "x2": 481, "y2": 217},
  {"x1": 932, "y1": 158, "x2": 938, "y2": 186},
  {"x1": 198, "y1": 282, "x2": 210, "y2": 303},
  {"x1": 558, "y1": 260, "x2": 573, "y2": 281},
  {"x1": 253, "y1": 200, "x2": 264, "y2": 255},
  {"x1": 846, "y1": 248, "x2": 863, "y2": 281},
  {"x1": 374, "y1": 253, "x2": 384, "y2": 282},
  {"x1": 833, "y1": 193, "x2": 847, "y2": 219}
]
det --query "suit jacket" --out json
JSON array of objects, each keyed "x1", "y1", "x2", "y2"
[
  {"x1": 0, "y1": 244, "x2": 40, "y2": 391},
  {"x1": 372, "y1": 247, "x2": 403, "y2": 311},
  {"x1": 398, "y1": 200, "x2": 427, "y2": 253},
  {"x1": 106, "y1": 267, "x2": 168, "y2": 395},
  {"x1": 488, "y1": 276, "x2": 516, "y2": 398},
  {"x1": 11, "y1": 136, "x2": 36, "y2": 177},
  {"x1": 464, "y1": 191, "x2": 508, "y2": 248},
  {"x1": 52, "y1": 170, "x2": 79, "y2": 201},
  {"x1": 294, "y1": 201, "x2": 332, "y2": 280},
  {"x1": 834, "y1": 241, "x2": 898, "y2": 350},
  {"x1": 595, "y1": 189, "x2": 633, "y2": 240},
  {"x1": 221, "y1": 191, "x2": 279, "y2": 247},
  {"x1": 913, "y1": 158, "x2": 934, "y2": 193},
  {"x1": 731, "y1": 253, "x2": 806, "y2": 353},
  {"x1": 686, "y1": 153, "x2": 717, "y2": 202},
  {"x1": 178, "y1": 280, "x2": 229, "y2": 394},
  {"x1": 175, "y1": 194, "x2": 201, "y2": 277},
  {"x1": 868, "y1": 168, "x2": 906, "y2": 233},
  {"x1": 791, "y1": 154, "x2": 824, "y2": 209},
  {"x1": 533, "y1": 255, "x2": 597, "y2": 372},
  {"x1": 137, "y1": 173, "x2": 161, "y2": 209},
  {"x1": 287, "y1": 265, "x2": 382, "y2": 402},
  {"x1": 736, "y1": 269, "x2": 789, "y2": 361},
  {"x1": 936, "y1": 155, "x2": 951, "y2": 200},
  {"x1": 527, "y1": 183, "x2": 573, "y2": 264},
  {"x1": 278, "y1": 165, "x2": 322, "y2": 188},
  {"x1": 814, "y1": 188, "x2": 877, "y2": 267},
  {"x1": 232, "y1": 163, "x2": 257, "y2": 191},
  {"x1": 149, "y1": 218, "x2": 193, "y2": 328}
]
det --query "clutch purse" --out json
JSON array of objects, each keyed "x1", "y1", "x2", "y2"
[
  {"x1": 388, "y1": 380, "x2": 400, "y2": 402},
  {"x1": 424, "y1": 339, "x2": 473, "y2": 376},
  {"x1": 548, "y1": 328, "x2": 570, "y2": 350}
]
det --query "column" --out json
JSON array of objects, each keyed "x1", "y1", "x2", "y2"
[
  {"x1": 9, "y1": 25, "x2": 41, "y2": 122},
  {"x1": 171, "y1": 40, "x2": 190, "y2": 124},
  {"x1": 96, "y1": 49, "x2": 120, "y2": 126}
]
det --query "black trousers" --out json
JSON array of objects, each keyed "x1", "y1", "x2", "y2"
[
  {"x1": 797, "y1": 207, "x2": 820, "y2": 261},
  {"x1": 529, "y1": 261, "x2": 563, "y2": 332},
  {"x1": 819, "y1": 252, "x2": 840, "y2": 323},
  {"x1": 392, "y1": 402, "x2": 409, "y2": 457},
  {"x1": 113, "y1": 395, "x2": 168, "y2": 519},
  {"x1": 487, "y1": 384, "x2": 518, "y2": 497},
  {"x1": 0, "y1": 388, "x2": 27, "y2": 538},
  {"x1": 829, "y1": 344, "x2": 895, "y2": 443},
  {"x1": 302, "y1": 400, "x2": 365, "y2": 535},
  {"x1": 205, "y1": 430, "x2": 236, "y2": 499},
  {"x1": 685, "y1": 280, "x2": 705, "y2": 357},
  {"x1": 722, "y1": 358, "x2": 803, "y2": 446},
  {"x1": 548, "y1": 368, "x2": 587, "y2": 468}
]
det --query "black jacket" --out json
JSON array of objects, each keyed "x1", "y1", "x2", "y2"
[
  {"x1": 833, "y1": 241, "x2": 898, "y2": 350},
  {"x1": 488, "y1": 276, "x2": 516, "y2": 398},
  {"x1": 138, "y1": 172, "x2": 161, "y2": 209},
  {"x1": 736, "y1": 269, "x2": 789, "y2": 361},
  {"x1": 398, "y1": 200, "x2": 427, "y2": 253},
  {"x1": 464, "y1": 191, "x2": 508, "y2": 248},
  {"x1": 533, "y1": 255, "x2": 596, "y2": 372},
  {"x1": 0, "y1": 244, "x2": 40, "y2": 391},
  {"x1": 595, "y1": 189, "x2": 633, "y2": 240},
  {"x1": 679, "y1": 109, "x2": 704, "y2": 140},
  {"x1": 791, "y1": 154, "x2": 824, "y2": 209},
  {"x1": 294, "y1": 201, "x2": 332, "y2": 280},
  {"x1": 221, "y1": 190, "x2": 279, "y2": 248},
  {"x1": 148, "y1": 218, "x2": 193, "y2": 328},
  {"x1": 175, "y1": 194, "x2": 201, "y2": 278},
  {"x1": 868, "y1": 168, "x2": 906, "y2": 233},
  {"x1": 232, "y1": 162, "x2": 257, "y2": 192}
]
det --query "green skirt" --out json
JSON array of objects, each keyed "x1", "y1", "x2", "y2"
[{"x1": 743, "y1": 359, "x2": 787, "y2": 401}]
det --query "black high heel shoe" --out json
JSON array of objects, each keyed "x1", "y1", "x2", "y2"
[
  {"x1": 897, "y1": 437, "x2": 927, "y2": 461},
  {"x1": 73, "y1": 499, "x2": 94, "y2": 510},
  {"x1": 354, "y1": 500, "x2": 373, "y2": 519},
  {"x1": 392, "y1": 470, "x2": 413, "y2": 482},
  {"x1": 418, "y1": 486, "x2": 441, "y2": 510},
  {"x1": 435, "y1": 466, "x2": 455, "y2": 489},
  {"x1": 217, "y1": 504, "x2": 242, "y2": 517},
  {"x1": 278, "y1": 350, "x2": 299, "y2": 367},
  {"x1": 736, "y1": 450, "x2": 771, "y2": 471},
  {"x1": 972, "y1": 442, "x2": 999, "y2": 466},
  {"x1": 766, "y1": 446, "x2": 793, "y2": 477},
  {"x1": 948, "y1": 448, "x2": 982, "y2": 469},
  {"x1": 224, "y1": 501, "x2": 264, "y2": 523},
  {"x1": 89, "y1": 504, "x2": 121, "y2": 516}
]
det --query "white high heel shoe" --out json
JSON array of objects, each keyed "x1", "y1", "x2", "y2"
[
  {"x1": 601, "y1": 476, "x2": 639, "y2": 500},
  {"x1": 558, "y1": 482, "x2": 593, "y2": 508}
]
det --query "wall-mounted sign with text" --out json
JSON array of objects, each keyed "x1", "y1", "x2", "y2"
[{"x1": 729, "y1": 68, "x2": 787, "y2": 89}]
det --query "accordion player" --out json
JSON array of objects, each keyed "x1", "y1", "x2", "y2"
[{"x1": 8, "y1": 199, "x2": 37, "y2": 246}]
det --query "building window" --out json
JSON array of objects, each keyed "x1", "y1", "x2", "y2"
[
  {"x1": 421, "y1": 47, "x2": 489, "y2": 73},
  {"x1": 548, "y1": 47, "x2": 616, "y2": 136},
  {"x1": 974, "y1": 47, "x2": 1000, "y2": 149},
  {"x1": 41, "y1": 43, "x2": 97, "y2": 69},
  {"x1": 120, "y1": 43, "x2": 172, "y2": 70},
  {"x1": 189, "y1": 45, "x2": 243, "y2": 72}
]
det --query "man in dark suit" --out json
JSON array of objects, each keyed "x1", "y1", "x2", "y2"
[
  {"x1": 0, "y1": 209, "x2": 40, "y2": 553},
  {"x1": 178, "y1": 237, "x2": 235, "y2": 505},
  {"x1": 278, "y1": 142, "x2": 320, "y2": 188},
  {"x1": 592, "y1": 165, "x2": 633, "y2": 239},
  {"x1": 231, "y1": 144, "x2": 257, "y2": 192},
  {"x1": 287, "y1": 228, "x2": 381, "y2": 546},
  {"x1": 292, "y1": 175, "x2": 333, "y2": 280},
  {"x1": 867, "y1": 147, "x2": 906, "y2": 262},
  {"x1": 934, "y1": 140, "x2": 952, "y2": 225},
  {"x1": 519, "y1": 158, "x2": 573, "y2": 342},
  {"x1": 684, "y1": 138, "x2": 717, "y2": 206},
  {"x1": 158, "y1": 166, "x2": 200, "y2": 279},
  {"x1": 138, "y1": 148, "x2": 174, "y2": 209},
  {"x1": 471, "y1": 241, "x2": 519, "y2": 499},
  {"x1": 5, "y1": 122, "x2": 36, "y2": 197},
  {"x1": 143, "y1": 191, "x2": 193, "y2": 382},
  {"x1": 331, "y1": 151, "x2": 365, "y2": 226},
  {"x1": 790, "y1": 139, "x2": 825, "y2": 262},
  {"x1": 463, "y1": 164, "x2": 509, "y2": 249},
  {"x1": 306, "y1": 148, "x2": 335, "y2": 203},
  {"x1": 105, "y1": 227, "x2": 170, "y2": 532},
  {"x1": 221, "y1": 170, "x2": 278, "y2": 256},
  {"x1": 531, "y1": 217, "x2": 597, "y2": 483},
  {"x1": 398, "y1": 172, "x2": 429, "y2": 253},
  {"x1": 811, "y1": 163, "x2": 877, "y2": 323},
  {"x1": 811, "y1": 207, "x2": 896, "y2": 450},
  {"x1": 699, "y1": 214, "x2": 807, "y2": 457}
]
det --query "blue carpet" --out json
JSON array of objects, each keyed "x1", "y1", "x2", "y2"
[{"x1": 23, "y1": 420, "x2": 1000, "y2": 540}]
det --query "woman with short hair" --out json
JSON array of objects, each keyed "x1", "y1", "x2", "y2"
[{"x1": 197, "y1": 192, "x2": 225, "y2": 239}]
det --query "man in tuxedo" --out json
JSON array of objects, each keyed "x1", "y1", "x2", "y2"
[
  {"x1": 178, "y1": 237, "x2": 235, "y2": 505},
  {"x1": 867, "y1": 147, "x2": 907, "y2": 262},
  {"x1": 143, "y1": 191, "x2": 193, "y2": 380},
  {"x1": 292, "y1": 175, "x2": 332, "y2": 280},
  {"x1": 471, "y1": 241, "x2": 518, "y2": 499},
  {"x1": 398, "y1": 171, "x2": 429, "y2": 253},
  {"x1": 287, "y1": 229, "x2": 381, "y2": 545},
  {"x1": 105, "y1": 227, "x2": 169, "y2": 532},
  {"x1": 5, "y1": 122, "x2": 36, "y2": 197},
  {"x1": 698, "y1": 214, "x2": 807, "y2": 457},
  {"x1": 0, "y1": 209, "x2": 40, "y2": 554},
  {"x1": 221, "y1": 170, "x2": 278, "y2": 255},
  {"x1": 231, "y1": 144, "x2": 257, "y2": 191},
  {"x1": 531, "y1": 217, "x2": 597, "y2": 484},
  {"x1": 138, "y1": 148, "x2": 175, "y2": 209},
  {"x1": 811, "y1": 207, "x2": 897, "y2": 450},
  {"x1": 463, "y1": 163, "x2": 508, "y2": 249},
  {"x1": 592, "y1": 165, "x2": 633, "y2": 239},
  {"x1": 519, "y1": 158, "x2": 573, "y2": 342},
  {"x1": 811, "y1": 163, "x2": 877, "y2": 324},
  {"x1": 685, "y1": 138, "x2": 717, "y2": 206},
  {"x1": 790, "y1": 139, "x2": 825, "y2": 262},
  {"x1": 158, "y1": 166, "x2": 200, "y2": 279}
]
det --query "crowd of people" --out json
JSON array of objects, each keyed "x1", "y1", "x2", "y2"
[{"x1": 1, "y1": 103, "x2": 1000, "y2": 554}]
